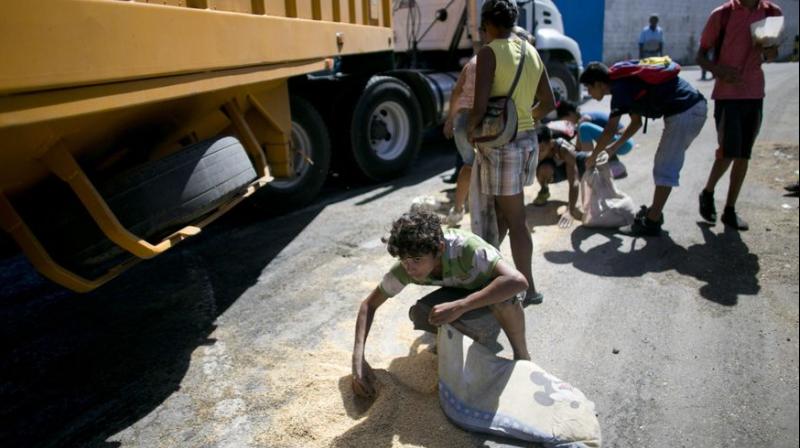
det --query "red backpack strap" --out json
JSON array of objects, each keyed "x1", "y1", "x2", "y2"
[{"x1": 715, "y1": 4, "x2": 733, "y2": 62}]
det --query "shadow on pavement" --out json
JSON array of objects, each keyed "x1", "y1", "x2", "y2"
[
  {"x1": 0, "y1": 142, "x2": 454, "y2": 447},
  {"x1": 543, "y1": 222, "x2": 760, "y2": 306},
  {"x1": 526, "y1": 200, "x2": 568, "y2": 230}
]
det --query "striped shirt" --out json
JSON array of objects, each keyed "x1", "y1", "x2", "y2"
[{"x1": 379, "y1": 229, "x2": 502, "y2": 297}]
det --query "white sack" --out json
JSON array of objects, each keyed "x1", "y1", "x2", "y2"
[
  {"x1": 437, "y1": 325, "x2": 602, "y2": 447},
  {"x1": 580, "y1": 153, "x2": 636, "y2": 228}
]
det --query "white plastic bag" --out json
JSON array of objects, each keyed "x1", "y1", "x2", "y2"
[
  {"x1": 751, "y1": 16, "x2": 785, "y2": 47},
  {"x1": 580, "y1": 153, "x2": 636, "y2": 228},
  {"x1": 438, "y1": 325, "x2": 602, "y2": 447},
  {"x1": 410, "y1": 195, "x2": 438, "y2": 214}
]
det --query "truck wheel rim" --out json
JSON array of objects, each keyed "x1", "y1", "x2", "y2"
[
  {"x1": 550, "y1": 77, "x2": 569, "y2": 102},
  {"x1": 272, "y1": 122, "x2": 313, "y2": 189},
  {"x1": 368, "y1": 101, "x2": 410, "y2": 161}
]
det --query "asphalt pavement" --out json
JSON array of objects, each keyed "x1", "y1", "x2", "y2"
[{"x1": 1, "y1": 63, "x2": 798, "y2": 448}]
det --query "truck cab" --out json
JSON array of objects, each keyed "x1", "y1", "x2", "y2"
[
  {"x1": 524, "y1": 0, "x2": 584, "y2": 102},
  {"x1": 391, "y1": 0, "x2": 583, "y2": 103}
]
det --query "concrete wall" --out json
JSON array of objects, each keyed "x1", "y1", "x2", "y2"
[{"x1": 601, "y1": 0, "x2": 799, "y2": 64}]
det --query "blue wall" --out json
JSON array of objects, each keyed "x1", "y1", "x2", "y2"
[{"x1": 553, "y1": 0, "x2": 606, "y2": 64}]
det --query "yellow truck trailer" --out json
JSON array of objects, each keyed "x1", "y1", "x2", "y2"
[
  {"x1": 0, "y1": 0, "x2": 401, "y2": 292},
  {"x1": 1, "y1": 0, "x2": 583, "y2": 294}
]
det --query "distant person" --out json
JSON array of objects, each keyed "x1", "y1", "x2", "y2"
[
  {"x1": 468, "y1": 0, "x2": 555, "y2": 304},
  {"x1": 639, "y1": 14, "x2": 664, "y2": 59},
  {"x1": 697, "y1": 0, "x2": 783, "y2": 231},
  {"x1": 579, "y1": 62, "x2": 707, "y2": 237},
  {"x1": 700, "y1": 50, "x2": 715, "y2": 81},
  {"x1": 350, "y1": 211, "x2": 530, "y2": 398}
]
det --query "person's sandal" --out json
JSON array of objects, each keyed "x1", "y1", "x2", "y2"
[
  {"x1": 523, "y1": 291, "x2": 544, "y2": 306},
  {"x1": 533, "y1": 188, "x2": 550, "y2": 206}
]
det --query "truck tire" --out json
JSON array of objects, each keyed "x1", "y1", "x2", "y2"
[
  {"x1": 256, "y1": 97, "x2": 331, "y2": 208},
  {"x1": 546, "y1": 61, "x2": 580, "y2": 103},
  {"x1": 350, "y1": 76, "x2": 423, "y2": 181},
  {"x1": 21, "y1": 136, "x2": 256, "y2": 276}
]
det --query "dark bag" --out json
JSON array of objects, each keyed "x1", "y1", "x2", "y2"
[{"x1": 473, "y1": 40, "x2": 528, "y2": 147}]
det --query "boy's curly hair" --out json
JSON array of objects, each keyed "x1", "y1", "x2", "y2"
[{"x1": 384, "y1": 211, "x2": 444, "y2": 258}]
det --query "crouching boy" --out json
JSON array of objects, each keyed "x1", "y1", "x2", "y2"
[
  {"x1": 351, "y1": 211, "x2": 530, "y2": 398},
  {"x1": 579, "y1": 62, "x2": 707, "y2": 237}
]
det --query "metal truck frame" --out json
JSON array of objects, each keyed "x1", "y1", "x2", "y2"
[{"x1": 1, "y1": 0, "x2": 582, "y2": 293}]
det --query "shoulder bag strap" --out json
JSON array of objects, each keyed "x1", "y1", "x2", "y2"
[{"x1": 507, "y1": 39, "x2": 528, "y2": 98}]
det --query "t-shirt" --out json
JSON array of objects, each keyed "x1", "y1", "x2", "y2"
[
  {"x1": 639, "y1": 26, "x2": 664, "y2": 57},
  {"x1": 488, "y1": 37, "x2": 545, "y2": 133},
  {"x1": 378, "y1": 229, "x2": 502, "y2": 298},
  {"x1": 610, "y1": 77, "x2": 704, "y2": 119},
  {"x1": 456, "y1": 56, "x2": 478, "y2": 111},
  {"x1": 699, "y1": 0, "x2": 783, "y2": 100}
]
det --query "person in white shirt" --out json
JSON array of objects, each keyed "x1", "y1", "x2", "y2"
[{"x1": 639, "y1": 14, "x2": 664, "y2": 59}]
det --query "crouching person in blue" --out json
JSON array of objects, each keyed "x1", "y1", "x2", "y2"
[{"x1": 351, "y1": 211, "x2": 530, "y2": 398}]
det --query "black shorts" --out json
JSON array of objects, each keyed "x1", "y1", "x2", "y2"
[
  {"x1": 408, "y1": 287, "x2": 518, "y2": 337},
  {"x1": 714, "y1": 99, "x2": 763, "y2": 160}
]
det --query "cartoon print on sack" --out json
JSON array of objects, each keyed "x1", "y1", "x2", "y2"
[{"x1": 530, "y1": 372, "x2": 581, "y2": 409}]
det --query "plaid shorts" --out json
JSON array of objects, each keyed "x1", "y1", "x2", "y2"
[{"x1": 477, "y1": 130, "x2": 539, "y2": 196}]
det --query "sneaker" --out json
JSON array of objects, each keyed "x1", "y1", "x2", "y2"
[
  {"x1": 636, "y1": 205, "x2": 664, "y2": 225},
  {"x1": 699, "y1": 190, "x2": 717, "y2": 223},
  {"x1": 446, "y1": 207, "x2": 464, "y2": 227},
  {"x1": 721, "y1": 207, "x2": 749, "y2": 231},
  {"x1": 623, "y1": 213, "x2": 662, "y2": 237},
  {"x1": 533, "y1": 188, "x2": 550, "y2": 206},
  {"x1": 785, "y1": 182, "x2": 800, "y2": 195}
]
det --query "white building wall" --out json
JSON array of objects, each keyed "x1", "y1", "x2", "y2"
[{"x1": 602, "y1": 0, "x2": 799, "y2": 64}]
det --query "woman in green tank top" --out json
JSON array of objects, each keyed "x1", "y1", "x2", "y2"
[{"x1": 468, "y1": 0, "x2": 556, "y2": 304}]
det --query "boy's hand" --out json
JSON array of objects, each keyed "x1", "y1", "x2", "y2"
[
  {"x1": 351, "y1": 359, "x2": 377, "y2": 398},
  {"x1": 585, "y1": 153, "x2": 598, "y2": 170},
  {"x1": 559, "y1": 208, "x2": 583, "y2": 229},
  {"x1": 443, "y1": 117, "x2": 455, "y2": 139},
  {"x1": 761, "y1": 45, "x2": 778, "y2": 62},
  {"x1": 429, "y1": 300, "x2": 466, "y2": 326}
]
